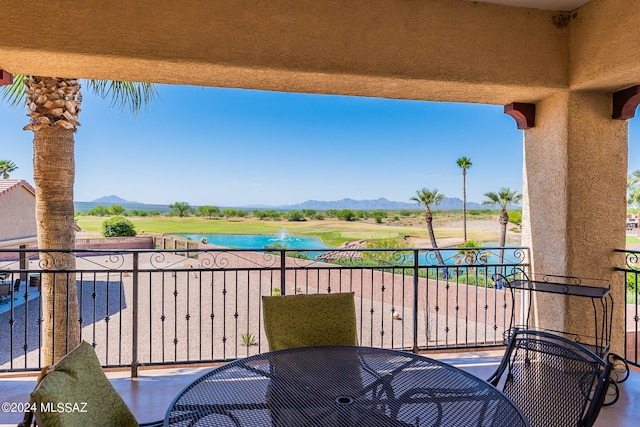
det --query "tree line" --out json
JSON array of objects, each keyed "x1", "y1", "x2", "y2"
[{"x1": 81, "y1": 202, "x2": 428, "y2": 223}]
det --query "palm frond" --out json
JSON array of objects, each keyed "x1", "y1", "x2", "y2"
[
  {"x1": 456, "y1": 156, "x2": 472, "y2": 169},
  {"x1": 483, "y1": 187, "x2": 522, "y2": 208},
  {"x1": 0, "y1": 74, "x2": 27, "y2": 108},
  {"x1": 411, "y1": 188, "x2": 445, "y2": 208},
  {"x1": 86, "y1": 80, "x2": 158, "y2": 115}
]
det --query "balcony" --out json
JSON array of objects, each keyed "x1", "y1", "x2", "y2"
[
  {"x1": 0, "y1": 243, "x2": 638, "y2": 425},
  {"x1": 0, "y1": 349, "x2": 637, "y2": 426}
]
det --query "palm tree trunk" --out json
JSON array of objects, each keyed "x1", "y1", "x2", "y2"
[
  {"x1": 462, "y1": 169, "x2": 467, "y2": 242},
  {"x1": 33, "y1": 126, "x2": 80, "y2": 364},
  {"x1": 426, "y1": 209, "x2": 445, "y2": 265}
]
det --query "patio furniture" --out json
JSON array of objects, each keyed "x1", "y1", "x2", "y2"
[
  {"x1": 262, "y1": 292, "x2": 358, "y2": 351},
  {"x1": 488, "y1": 329, "x2": 612, "y2": 427},
  {"x1": 163, "y1": 345, "x2": 530, "y2": 426},
  {"x1": 494, "y1": 271, "x2": 629, "y2": 404},
  {"x1": 29, "y1": 273, "x2": 40, "y2": 290},
  {"x1": 23, "y1": 341, "x2": 163, "y2": 427},
  {"x1": 12, "y1": 278, "x2": 20, "y2": 299},
  {"x1": 0, "y1": 282, "x2": 10, "y2": 303}
]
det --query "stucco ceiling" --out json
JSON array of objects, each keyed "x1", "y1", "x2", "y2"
[{"x1": 471, "y1": 0, "x2": 591, "y2": 11}]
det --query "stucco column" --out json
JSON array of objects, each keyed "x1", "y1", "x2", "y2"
[{"x1": 522, "y1": 90, "x2": 627, "y2": 354}]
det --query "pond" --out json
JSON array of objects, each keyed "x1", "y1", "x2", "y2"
[{"x1": 175, "y1": 228, "x2": 331, "y2": 251}]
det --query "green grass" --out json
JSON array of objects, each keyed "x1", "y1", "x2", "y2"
[
  {"x1": 626, "y1": 235, "x2": 640, "y2": 247},
  {"x1": 76, "y1": 216, "x2": 501, "y2": 247}
]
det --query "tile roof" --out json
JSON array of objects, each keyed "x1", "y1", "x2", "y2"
[{"x1": 0, "y1": 180, "x2": 36, "y2": 198}]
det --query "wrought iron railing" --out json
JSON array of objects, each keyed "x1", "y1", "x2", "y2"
[
  {"x1": 615, "y1": 249, "x2": 640, "y2": 367},
  {"x1": 0, "y1": 245, "x2": 529, "y2": 376}
]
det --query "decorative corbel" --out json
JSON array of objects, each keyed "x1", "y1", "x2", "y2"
[
  {"x1": 0, "y1": 70, "x2": 12, "y2": 86},
  {"x1": 504, "y1": 102, "x2": 535, "y2": 130},
  {"x1": 612, "y1": 85, "x2": 640, "y2": 120}
]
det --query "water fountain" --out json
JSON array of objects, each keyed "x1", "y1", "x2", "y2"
[{"x1": 270, "y1": 227, "x2": 299, "y2": 243}]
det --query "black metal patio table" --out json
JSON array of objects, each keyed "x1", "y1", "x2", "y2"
[{"x1": 163, "y1": 346, "x2": 529, "y2": 427}]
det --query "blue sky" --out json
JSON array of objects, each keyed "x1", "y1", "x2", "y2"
[{"x1": 2, "y1": 83, "x2": 638, "y2": 207}]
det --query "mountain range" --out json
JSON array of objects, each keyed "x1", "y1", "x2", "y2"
[
  {"x1": 277, "y1": 197, "x2": 486, "y2": 211},
  {"x1": 76, "y1": 196, "x2": 500, "y2": 211},
  {"x1": 91, "y1": 195, "x2": 141, "y2": 205}
]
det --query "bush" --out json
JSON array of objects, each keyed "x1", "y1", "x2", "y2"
[
  {"x1": 627, "y1": 272, "x2": 638, "y2": 304},
  {"x1": 287, "y1": 210, "x2": 306, "y2": 221},
  {"x1": 337, "y1": 209, "x2": 356, "y2": 221},
  {"x1": 101, "y1": 216, "x2": 136, "y2": 237},
  {"x1": 508, "y1": 211, "x2": 522, "y2": 227},
  {"x1": 372, "y1": 210, "x2": 387, "y2": 224},
  {"x1": 87, "y1": 205, "x2": 110, "y2": 216}
]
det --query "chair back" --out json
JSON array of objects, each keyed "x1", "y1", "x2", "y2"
[
  {"x1": 14, "y1": 278, "x2": 20, "y2": 292},
  {"x1": 488, "y1": 329, "x2": 611, "y2": 427},
  {"x1": 262, "y1": 292, "x2": 358, "y2": 351}
]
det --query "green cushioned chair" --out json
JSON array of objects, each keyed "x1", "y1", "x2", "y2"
[
  {"x1": 262, "y1": 292, "x2": 358, "y2": 351},
  {"x1": 27, "y1": 341, "x2": 160, "y2": 427}
]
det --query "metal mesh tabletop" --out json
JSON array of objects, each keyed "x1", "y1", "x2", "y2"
[{"x1": 164, "y1": 346, "x2": 529, "y2": 427}]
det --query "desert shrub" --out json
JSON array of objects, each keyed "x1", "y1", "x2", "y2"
[
  {"x1": 337, "y1": 209, "x2": 356, "y2": 221},
  {"x1": 287, "y1": 210, "x2": 306, "y2": 221},
  {"x1": 101, "y1": 216, "x2": 136, "y2": 237},
  {"x1": 372, "y1": 210, "x2": 387, "y2": 224},
  {"x1": 241, "y1": 332, "x2": 256, "y2": 346},
  {"x1": 508, "y1": 211, "x2": 522, "y2": 232}
]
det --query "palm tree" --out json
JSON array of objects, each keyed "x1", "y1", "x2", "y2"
[
  {"x1": 628, "y1": 170, "x2": 640, "y2": 189},
  {"x1": 629, "y1": 187, "x2": 640, "y2": 212},
  {"x1": 483, "y1": 187, "x2": 522, "y2": 269},
  {"x1": 411, "y1": 188, "x2": 446, "y2": 265},
  {"x1": 2, "y1": 75, "x2": 156, "y2": 363},
  {"x1": 628, "y1": 171, "x2": 640, "y2": 223},
  {"x1": 0, "y1": 160, "x2": 18, "y2": 179},
  {"x1": 456, "y1": 157, "x2": 472, "y2": 242}
]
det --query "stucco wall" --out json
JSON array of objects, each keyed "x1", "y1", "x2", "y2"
[
  {"x1": 0, "y1": 0, "x2": 568, "y2": 104},
  {"x1": 522, "y1": 91, "x2": 627, "y2": 352},
  {"x1": 0, "y1": 185, "x2": 37, "y2": 243},
  {"x1": 570, "y1": 0, "x2": 640, "y2": 91}
]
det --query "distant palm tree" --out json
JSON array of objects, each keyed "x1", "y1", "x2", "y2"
[
  {"x1": 628, "y1": 170, "x2": 640, "y2": 189},
  {"x1": 456, "y1": 156, "x2": 472, "y2": 242},
  {"x1": 2, "y1": 75, "x2": 156, "y2": 364},
  {"x1": 0, "y1": 160, "x2": 17, "y2": 179},
  {"x1": 411, "y1": 188, "x2": 446, "y2": 264},
  {"x1": 628, "y1": 187, "x2": 640, "y2": 214},
  {"x1": 483, "y1": 187, "x2": 522, "y2": 268},
  {"x1": 627, "y1": 171, "x2": 640, "y2": 220}
]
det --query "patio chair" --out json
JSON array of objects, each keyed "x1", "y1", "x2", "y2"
[
  {"x1": 487, "y1": 329, "x2": 612, "y2": 427},
  {"x1": 262, "y1": 292, "x2": 362, "y2": 426},
  {"x1": 262, "y1": 292, "x2": 358, "y2": 351},
  {"x1": 12, "y1": 278, "x2": 20, "y2": 299},
  {"x1": 20, "y1": 341, "x2": 162, "y2": 427}
]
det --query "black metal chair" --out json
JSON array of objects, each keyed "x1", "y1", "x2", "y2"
[
  {"x1": 12, "y1": 278, "x2": 20, "y2": 300},
  {"x1": 488, "y1": 329, "x2": 612, "y2": 427}
]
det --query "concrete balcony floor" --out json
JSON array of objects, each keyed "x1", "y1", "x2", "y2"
[{"x1": 0, "y1": 350, "x2": 637, "y2": 426}]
